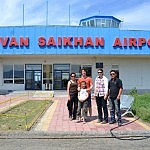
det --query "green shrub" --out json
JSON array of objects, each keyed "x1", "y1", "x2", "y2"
[{"x1": 132, "y1": 94, "x2": 150, "y2": 123}]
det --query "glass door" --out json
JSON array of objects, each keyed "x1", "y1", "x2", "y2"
[
  {"x1": 25, "y1": 70, "x2": 33, "y2": 90},
  {"x1": 25, "y1": 64, "x2": 42, "y2": 90},
  {"x1": 62, "y1": 72, "x2": 69, "y2": 89},
  {"x1": 53, "y1": 70, "x2": 62, "y2": 90},
  {"x1": 53, "y1": 71, "x2": 70, "y2": 90},
  {"x1": 25, "y1": 70, "x2": 42, "y2": 90},
  {"x1": 34, "y1": 71, "x2": 42, "y2": 90},
  {"x1": 53, "y1": 64, "x2": 70, "y2": 90}
]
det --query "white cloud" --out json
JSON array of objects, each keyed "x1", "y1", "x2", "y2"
[
  {"x1": 0, "y1": 0, "x2": 150, "y2": 30},
  {"x1": 114, "y1": 2, "x2": 150, "y2": 30},
  {"x1": 0, "y1": 0, "x2": 47, "y2": 26}
]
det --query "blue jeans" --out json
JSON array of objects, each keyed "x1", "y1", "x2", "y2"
[{"x1": 109, "y1": 98, "x2": 122, "y2": 123}]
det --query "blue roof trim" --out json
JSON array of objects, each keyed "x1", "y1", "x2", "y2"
[{"x1": 79, "y1": 16, "x2": 121, "y2": 25}]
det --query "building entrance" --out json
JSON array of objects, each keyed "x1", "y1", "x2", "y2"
[
  {"x1": 53, "y1": 64, "x2": 70, "y2": 90},
  {"x1": 25, "y1": 64, "x2": 42, "y2": 90}
]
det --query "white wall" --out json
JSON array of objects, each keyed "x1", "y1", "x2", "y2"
[{"x1": 0, "y1": 55, "x2": 150, "y2": 92}]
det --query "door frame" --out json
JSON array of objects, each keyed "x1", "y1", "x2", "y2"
[
  {"x1": 25, "y1": 64, "x2": 42, "y2": 90},
  {"x1": 53, "y1": 64, "x2": 70, "y2": 90}
]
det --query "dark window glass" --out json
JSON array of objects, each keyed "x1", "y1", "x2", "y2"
[
  {"x1": 25, "y1": 64, "x2": 42, "y2": 70},
  {"x1": 4, "y1": 80, "x2": 13, "y2": 83},
  {"x1": 14, "y1": 65, "x2": 24, "y2": 84},
  {"x1": 82, "y1": 22, "x2": 86, "y2": 26},
  {"x1": 90, "y1": 20, "x2": 94, "y2": 26},
  {"x1": 14, "y1": 65, "x2": 24, "y2": 78},
  {"x1": 82, "y1": 65, "x2": 92, "y2": 77},
  {"x1": 3, "y1": 65, "x2": 13, "y2": 78},
  {"x1": 14, "y1": 79, "x2": 24, "y2": 84},
  {"x1": 53, "y1": 64, "x2": 69, "y2": 71},
  {"x1": 71, "y1": 65, "x2": 81, "y2": 78}
]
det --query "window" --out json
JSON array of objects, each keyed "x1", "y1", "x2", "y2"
[
  {"x1": 96, "y1": 19, "x2": 101, "y2": 27},
  {"x1": 90, "y1": 20, "x2": 94, "y2": 27},
  {"x1": 106, "y1": 19, "x2": 111, "y2": 27},
  {"x1": 14, "y1": 65, "x2": 24, "y2": 84},
  {"x1": 101, "y1": 19, "x2": 106, "y2": 27},
  {"x1": 116, "y1": 22, "x2": 119, "y2": 28},
  {"x1": 82, "y1": 65, "x2": 92, "y2": 77},
  {"x1": 43, "y1": 64, "x2": 52, "y2": 84},
  {"x1": 3, "y1": 64, "x2": 24, "y2": 84},
  {"x1": 26, "y1": 64, "x2": 42, "y2": 70},
  {"x1": 87, "y1": 21, "x2": 90, "y2": 26},
  {"x1": 3, "y1": 64, "x2": 13, "y2": 83},
  {"x1": 71, "y1": 65, "x2": 81, "y2": 78},
  {"x1": 82, "y1": 22, "x2": 86, "y2": 26},
  {"x1": 53, "y1": 64, "x2": 69, "y2": 71},
  {"x1": 101, "y1": 19, "x2": 105, "y2": 23},
  {"x1": 96, "y1": 62, "x2": 103, "y2": 68},
  {"x1": 111, "y1": 20, "x2": 115, "y2": 27}
]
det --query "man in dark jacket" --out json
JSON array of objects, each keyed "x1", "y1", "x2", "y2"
[{"x1": 108, "y1": 70, "x2": 123, "y2": 126}]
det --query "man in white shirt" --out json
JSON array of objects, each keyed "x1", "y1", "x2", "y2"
[{"x1": 94, "y1": 69, "x2": 108, "y2": 124}]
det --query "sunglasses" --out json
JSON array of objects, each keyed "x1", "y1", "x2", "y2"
[
  {"x1": 110, "y1": 73, "x2": 115, "y2": 76},
  {"x1": 98, "y1": 72, "x2": 103, "y2": 73},
  {"x1": 71, "y1": 76, "x2": 75, "y2": 77}
]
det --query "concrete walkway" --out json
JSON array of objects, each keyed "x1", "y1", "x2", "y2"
[
  {"x1": 34, "y1": 92, "x2": 150, "y2": 136},
  {"x1": 0, "y1": 90, "x2": 150, "y2": 137}
]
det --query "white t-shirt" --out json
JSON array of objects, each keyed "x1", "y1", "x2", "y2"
[{"x1": 79, "y1": 89, "x2": 88, "y2": 101}]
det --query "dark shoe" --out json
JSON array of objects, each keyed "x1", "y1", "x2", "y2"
[
  {"x1": 118, "y1": 122, "x2": 122, "y2": 126},
  {"x1": 97, "y1": 119, "x2": 102, "y2": 123},
  {"x1": 76, "y1": 116, "x2": 81, "y2": 121},
  {"x1": 109, "y1": 120, "x2": 116, "y2": 124},
  {"x1": 72, "y1": 117, "x2": 76, "y2": 120},
  {"x1": 83, "y1": 117, "x2": 86, "y2": 124},
  {"x1": 101, "y1": 120, "x2": 108, "y2": 124}
]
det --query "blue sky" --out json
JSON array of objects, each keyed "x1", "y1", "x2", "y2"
[{"x1": 0, "y1": 0, "x2": 150, "y2": 30}]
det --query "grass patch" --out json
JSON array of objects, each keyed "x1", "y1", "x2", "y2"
[
  {"x1": 0, "y1": 100, "x2": 53, "y2": 131},
  {"x1": 132, "y1": 94, "x2": 150, "y2": 123}
]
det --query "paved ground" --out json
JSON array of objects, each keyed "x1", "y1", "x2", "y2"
[
  {"x1": 0, "y1": 90, "x2": 150, "y2": 138},
  {"x1": 34, "y1": 91, "x2": 150, "y2": 137}
]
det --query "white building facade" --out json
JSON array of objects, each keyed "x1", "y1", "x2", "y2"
[{"x1": 0, "y1": 16, "x2": 150, "y2": 93}]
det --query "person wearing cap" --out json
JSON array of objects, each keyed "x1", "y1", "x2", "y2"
[{"x1": 94, "y1": 68, "x2": 108, "y2": 124}]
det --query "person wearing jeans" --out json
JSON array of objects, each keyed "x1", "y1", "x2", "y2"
[
  {"x1": 109, "y1": 97, "x2": 121, "y2": 124},
  {"x1": 108, "y1": 70, "x2": 123, "y2": 126}
]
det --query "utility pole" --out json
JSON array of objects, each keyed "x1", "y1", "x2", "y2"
[
  {"x1": 69, "y1": 4, "x2": 70, "y2": 26},
  {"x1": 46, "y1": 1, "x2": 48, "y2": 26},
  {"x1": 23, "y1": 4, "x2": 24, "y2": 26}
]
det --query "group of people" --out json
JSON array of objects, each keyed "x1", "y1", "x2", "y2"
[{"x1": 67, "y1": 68, "x2": 123, "y2": 126}]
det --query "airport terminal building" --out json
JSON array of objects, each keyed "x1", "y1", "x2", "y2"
[{"x1": 0, "y1": 16, "x2": 150, "y2": 93}]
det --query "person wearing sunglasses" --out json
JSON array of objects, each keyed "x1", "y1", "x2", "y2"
[
  {"x1": 94, "y1": 68, "x2": 108, "y2": 124},
  {"x1": 67, "y1": 72, "x2": 78, "y2": 120},
  {"x1": 108, "y1": 70, "x2": 123, "y2": 126}
]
